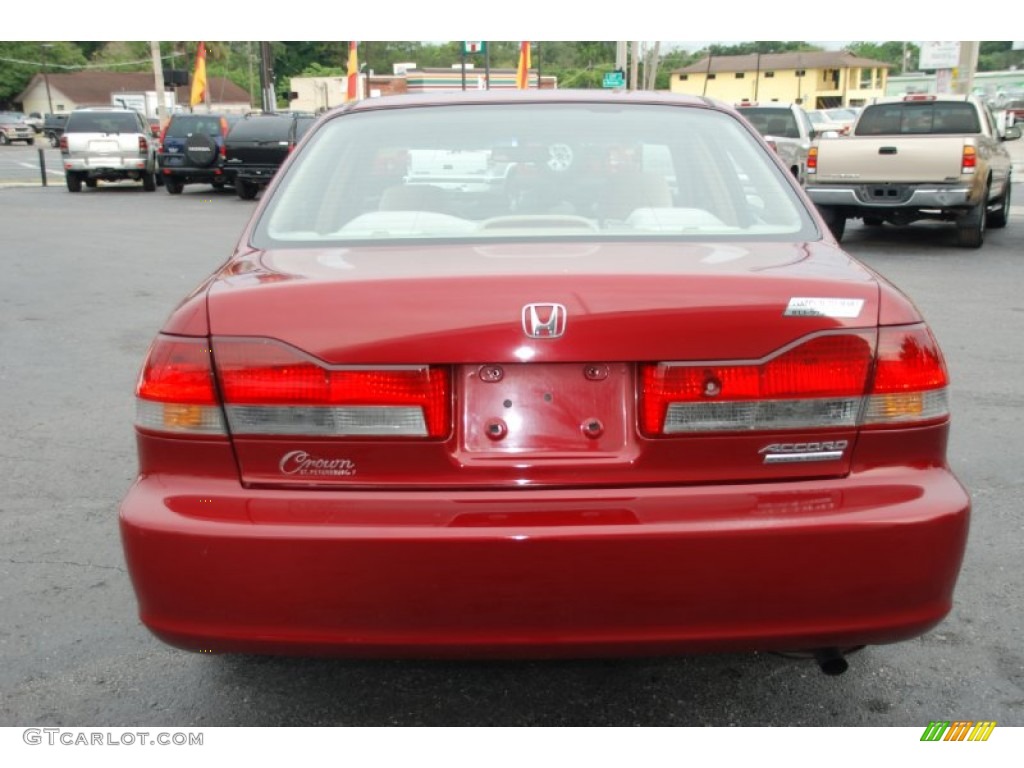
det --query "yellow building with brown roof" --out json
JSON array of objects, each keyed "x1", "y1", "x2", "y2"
[{"x1": 670, "y1": 51, "x2": 891, "y2": 108}]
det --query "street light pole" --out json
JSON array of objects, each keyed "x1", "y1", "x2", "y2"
[{"x1": 41, "y1": 43, "x2": 54, "y2": 115}]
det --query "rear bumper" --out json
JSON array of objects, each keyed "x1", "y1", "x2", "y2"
[
  {"x1": 120, "y1": 467, "x2": 970, "y2": 658},
  {"x1": 806, "y1": 183, "x2": 974, "y2": 209}
]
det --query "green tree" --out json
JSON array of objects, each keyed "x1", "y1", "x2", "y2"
[{"x1": 0, "y1": 41, "x2": 87, "y2": 108}]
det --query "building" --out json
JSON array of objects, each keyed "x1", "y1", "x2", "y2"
[
  {"x1": 288, "y1": 67, "x2": 556, "y2": 113},
  {"x1": 17, "y1": 71, "x2": 252, "y2": 117},
  {"x1": 670, "y1": 51, "x2": 891, "y2": 108}
]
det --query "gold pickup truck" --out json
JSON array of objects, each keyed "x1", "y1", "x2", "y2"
[{"x1": 805, "y1": 95, "x2": 1021, "y2": 248}]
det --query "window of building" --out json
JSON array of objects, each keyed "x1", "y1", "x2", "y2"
[
  {"x1": 735, "y1": 72, "x2": 745, "y2": 79},
  {"x1": 679, "y1": 74, "x2": 689, "y2": 81},
  {"x1": 795, "y1": 69, "x2": 806, "y2": 77},
  {"x1": 765, "y1": 72, "x2": 775, "y2": 78},
  {"x1": 707, "y1": 74, "x2": 716, "y2": 80}
]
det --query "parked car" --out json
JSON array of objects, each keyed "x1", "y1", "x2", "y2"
[
  {"x1": 222, "y1": 112, "x2": 315, "y2": 200},
  {"x1": 25, "y1": 112, "x2": 44, "y2": 133},
  {"x1": 735, "y1": 102, "x2": 815, "y2": 183},
  {"x1": 121, "y1": 91, "x2": 970, "y2": 674},
  {"x1": 1004, "y1": 99, "x2": 1024, "y2": 125},
  {"x1": 158, "y1": 112, "x2": 239, "y2": 194},
  {"x1": 807, "y1": 109, "x2": 849, "y2": 136},
  {"x1": 43, "y1": 113, "x2": 69, "y2": 147},
  {"x1": 59, "y1": 107, "x2": 158, "y2": 192},
  {"x1": 0, "y1": 111, "x2": 36, "y2": 145}
]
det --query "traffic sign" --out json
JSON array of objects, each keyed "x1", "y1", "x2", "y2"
[
  {"x1": 603, "y1": 70, "x2": 625, "y2": 88},
  {"x1": 464, "y1": 41, "x2": 486, "y2": 55}
]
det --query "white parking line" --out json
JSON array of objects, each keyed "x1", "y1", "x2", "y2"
[{"x1": 17, "y1": 162, "x2": 63, "y2": 176}]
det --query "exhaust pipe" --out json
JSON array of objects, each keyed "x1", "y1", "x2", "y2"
[{"x1": 812, "y1": 647, "x2": 849, "y2": 676}]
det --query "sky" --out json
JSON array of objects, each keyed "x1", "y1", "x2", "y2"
[{"x1": 2, "y1": 4, "x2": 988, "y2": 45}]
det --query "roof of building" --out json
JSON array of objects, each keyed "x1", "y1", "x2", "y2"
[
  {"x1": 675, "y1": 51, "x2": 893, "y2": 75},
  {"x1": 18, "y1": 71, "x2": 251, "y2": 105}
]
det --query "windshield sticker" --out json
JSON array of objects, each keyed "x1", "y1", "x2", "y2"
[{"x1": 784, "y1": 297, "x2": 864, "y2": 318}]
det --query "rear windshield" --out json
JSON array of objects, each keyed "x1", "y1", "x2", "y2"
[
  {"x1": 253, "y1": 102, "x2": 816, "y2": 247},
  {"x1": 228, "y1": 116, "x2": 295, "y2": 141},
  {"x1": 66, "y1": 112, "x2": 142, "y2": 134},
  {"x1": 855, "y1": 102, "x2": 981, "y2": 135},
  {"x1": 738, "y1": 108, "x2": 800, "y2": 139},
  {"x1": 165, "y1": 115, "x2": 226, "y2": 138}
]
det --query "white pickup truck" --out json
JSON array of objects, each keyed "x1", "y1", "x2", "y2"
[{"x1": 805, "y1": 95, "x2": 1020, "y2": 248}]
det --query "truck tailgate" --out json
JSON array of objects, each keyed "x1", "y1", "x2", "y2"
[{"x1": 815, "y1": 137, "x2": 967, "y2": 183}]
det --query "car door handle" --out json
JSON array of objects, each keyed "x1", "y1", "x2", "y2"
[{"x1": 879, "y1": 147, "x2": 897, "y2": 155}]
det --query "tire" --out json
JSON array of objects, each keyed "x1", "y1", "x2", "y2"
[
  {"x1": 0, "y1": 132, "x2": 9, "y2": 146},
  {"x1": 211, "y1": 180, "x2": 226, "y2": 190},
  {"x1": 184, "y1": 133, "x2": 218, "y2": 167},
  {"x1": 818, "y1": 206, "x2": 846, "y2": 241},
  {"x1": 143, "y1": 171, "x2": 157, "y2": 192},
  {"x1": 66, "y1": 172, "x2": 82, "y2": 193},
  {"x1": 27, "y1": 138, "x2": 35, "y2": 146},
  {"x1": 956, "y1": 194, "x2": 986, "y2": 249},
  {"x1": 987, "y1": 178, "x2": 1011, "y2": 229},
  {"x1": 236, "y1": 179, "x2": 258, "y2": 200},
  {"x1": 165, "y1": 177, "x2": 185, "y2": 195},
  {"x1": 48, "y1": 133, "x2": 59, "y2": 148}
]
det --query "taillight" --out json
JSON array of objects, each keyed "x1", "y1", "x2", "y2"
[
  {"x1": 807, "y1": 146, "x2": 818, "y2": 173},
  {"x1": 212, "y1": 338, "x2": 450, "y2": 438},
  {"x1": 766, "y1": 139, "x2": 779, "y2": 153},
  {"x1": 862, "y1": 325, "x2": 949, "y2": 426},
  {"x1": 135, "y1": 335, "x2": 225, "y2": 435},
  {"x1": 640, "y1": 326, "x2": 949, "y2": 435},
  {"x1": 59, "y1": 135, "x2": 68, "y2": 152},
  {"x1": 138, "y1": 135, "x2": 149, "y2": 154},
  {"x1": 961, "y1": 145, "x2": 976, "y2": 174}
]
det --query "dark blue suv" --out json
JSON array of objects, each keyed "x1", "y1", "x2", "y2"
[{"x1": 158, "y1": 113, "x2": 239, "y2": 194}]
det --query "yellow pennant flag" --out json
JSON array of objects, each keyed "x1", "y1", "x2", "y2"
[{"x1": 190, "y1": 42, "x2": 207, "y2": 108}]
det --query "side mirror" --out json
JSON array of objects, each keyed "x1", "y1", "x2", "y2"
[{"x1": 1004, "y1": 124, "x2": 1022, "y2": 140}]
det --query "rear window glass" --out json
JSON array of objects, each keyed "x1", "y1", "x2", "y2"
[
  {"x1": 165, "y1": 116, "x2": 225, "y2": 138},
  {"x1": 739, "y1": 108, "x2": 800, "y2": 139},
  {"x1": 253, "y1": 102, "x2": 815, "y2": 247},
  {"x1": 66, "y1": 112, "x2": 142, "y2": 134},
  {"x1": 228, "y1": 116, "x2": 294, "y2": 141},
  {"x1": 855, "y1": 103, "x2": 981, "y2": 135}
]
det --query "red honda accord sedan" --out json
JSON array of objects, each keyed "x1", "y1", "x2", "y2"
[{"x1": 120, "y1": 91, "x2": 969, "y2": 674}]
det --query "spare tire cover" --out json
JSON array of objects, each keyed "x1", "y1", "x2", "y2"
[{"x1": 185, "y1": 133, "x2": 218, "y2": 167}]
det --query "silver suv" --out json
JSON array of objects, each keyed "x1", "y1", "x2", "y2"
[
  {"x1": 735, "y1": 102, "x2": 816, "y2": 184},
  {"x1": 60, "y1": 107, "x2": 158, "y2": 192}
]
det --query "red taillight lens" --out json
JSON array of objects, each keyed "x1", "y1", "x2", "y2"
[
  {"x1": 212, "y1": 339, "x2": 450, "y2": 438},
  {"x1": 862, "y1": 325, "x2": 949, "y2": 425},
  {"x1": 138, "y1": 136, "x2": 148, "y2": 154},
  {"x1": 135, "y1": 335, "x2": 225, "y2": 434},
  {"x1": 640, "y1": 333, "x2": 873, "y2": 435},
  {"x1": 59, "y1": 135, "x2": 68, "y2": 152},
  {"x1": 138, "y1": 336, "x2": 218, "y2": 404},
  {"x1": 807, "y1": 146, "x2": 818, "y2": 173},
  {"x1": 961, "y1": 145, "x2": 976, "y2": 173},
  {"x1": 641, "y1": 326, "x2": 950, "y2": 435}
]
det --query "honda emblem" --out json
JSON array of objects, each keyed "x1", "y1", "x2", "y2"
[{"x1": 522, "y1": 303, "x2": 567, "y2": 339}]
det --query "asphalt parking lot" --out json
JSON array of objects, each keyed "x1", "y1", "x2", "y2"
[{"x1": 1, "y1": 162, "x2": 1023, "y2": 727}]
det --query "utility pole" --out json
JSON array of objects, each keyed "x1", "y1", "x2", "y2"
[
  {"x1": 259, "y1": 42, "x2": 275, "y2": 112},
  {"x1": 150, "y1": 41, "x2": 166, "y2": 127},
  {"x1": 40, "y1": 43, "x2": 54, "y2": 115},
  {"x1": 630, "y1": 41, "x2": 641, "y2": 91},
  {"x1": 616, "y1": 41, "x2": 627, "y2": 85}
]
